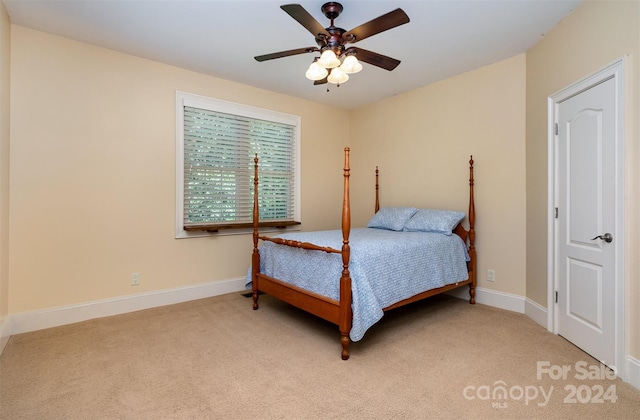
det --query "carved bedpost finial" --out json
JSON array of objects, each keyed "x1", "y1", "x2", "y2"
[
  {"x1": 375, "y1": 166, "x2": 380, "y2": 213},
  {"x1": 468, "y1": 155, "x2": 476, "y2": 304},
  {"x1": 468, "y1": 155, "x2": 475, "y2": 236}
]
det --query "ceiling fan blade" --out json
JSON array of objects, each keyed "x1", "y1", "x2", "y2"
[
  {"x1": 343, "y1": 9, "x2": 410, "y2": 44},
  {"x1": 348, "y1": 47, "x2": 401, "y2": 71},
  {"x1": 281, "y1": 4, "x2": 330, "y2": 39},
  {"x1": 254, "y1": 47, "x2": 317, "y2": 62}
]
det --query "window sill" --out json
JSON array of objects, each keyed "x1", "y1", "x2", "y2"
[{"x1": 177, "y1": 220, "x2": 301, "y2": 238}]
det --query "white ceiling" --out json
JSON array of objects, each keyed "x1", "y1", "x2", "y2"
[{"x1": 4, "y1": 0, "x2": 582, "y2": 109}]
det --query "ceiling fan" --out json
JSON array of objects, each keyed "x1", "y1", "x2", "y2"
[{"x1": 254, "y1": 2, "x2": 410, "y2": 85}]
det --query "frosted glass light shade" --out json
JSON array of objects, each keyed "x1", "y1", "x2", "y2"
[
  {"x1": 327, "y1": 67, "x2": 349, "y2": 84},
  {"x1": 341, "y1": 55, "x2": 362, "y2": 74},
  {"x1": 317, "y1": 50, "x2": 341, "y2": 69},
  {"x1": 305, "y1": 62, "x2": 328, "y2": 81}
]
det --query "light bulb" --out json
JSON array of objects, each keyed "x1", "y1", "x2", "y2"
[
  {"x1": 305, "y1": 61, "x2": 328, "y2": 81},
  {"x1": 327, "y1": 67, "x2": 349, "y2": 84},
  {"x1": 341, "y1": 55, "x2": 363, "y2": 74},
  {"x1": 317, "y1": 50, "x2": 341, "y2": 69}
]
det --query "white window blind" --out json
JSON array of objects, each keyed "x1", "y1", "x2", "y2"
[{"x1": 176, "y1": 92, "x2": 300, "y2": 237}]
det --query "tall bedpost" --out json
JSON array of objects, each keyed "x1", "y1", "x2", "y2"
[
  {"x1": 375, "y1": 166, "x2": 380, "y2": 213},
  {"x1": 468, "y1": 155, "x2": 476, "y2": 304},
  {"x1": 339, "y1": 147, "x2": 353, "y2": 360},
  {"x1": 252, "y1": 154, "x2": 260, "y2": 310}
]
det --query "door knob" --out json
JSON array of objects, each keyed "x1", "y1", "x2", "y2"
[{"x1": 591, "y1": 233, "x2": 613, "y2": 243}]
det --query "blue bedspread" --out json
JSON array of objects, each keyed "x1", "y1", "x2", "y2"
[{"x1": 247, "y1": 227, "x2": 470, "y2": 341}]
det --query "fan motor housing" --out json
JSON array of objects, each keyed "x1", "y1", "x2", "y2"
[
  {"x1": 317, "y1": 2, "x2": 346, "y2": 56},
  {"x1": 317, "y1": 27, "x2": 346, "y2": 56}
]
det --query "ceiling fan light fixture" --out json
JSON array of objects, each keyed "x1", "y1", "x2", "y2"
[
  {"x1": 255, "y1": 3, "x2": 409, "y2": 89},
  {"x1": 327, "y1": 66, "x2": 349, "y2": 84},
  {"x1": 340, "y1": 55, "x2": 362, "y2": 74},
  {"x1": 317, "y1": 49, "x2": 341, "y2": 68},
  {"x1": 305, "y1": 60, "x2": 329, "y2": 81}
]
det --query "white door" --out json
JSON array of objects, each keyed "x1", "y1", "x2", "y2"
[{"x1": 555, "y1": 74, "x2": 620, "y2": 367}]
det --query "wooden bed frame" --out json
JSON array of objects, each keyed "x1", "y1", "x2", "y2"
[{"x1": 251, "y1": 147, "x2": 476, "y2": 360}]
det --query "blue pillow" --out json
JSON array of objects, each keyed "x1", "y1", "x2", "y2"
[
  {"x1": 367, "y1": 207, "x2": 418, "y2": 231},
  {"x1": 403, "y1": 209, "x2": 465, "y2": 235}
]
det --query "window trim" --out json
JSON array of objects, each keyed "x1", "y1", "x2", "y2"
[{"x1": 175, "y1": 91, "x2": 301, "y2": 239}]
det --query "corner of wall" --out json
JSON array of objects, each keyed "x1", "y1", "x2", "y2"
[
  {"x1": 627, "y1": 356, "x2": 640, "y2": 391},
  {"x1": 0, "y1": 0, "x2": 13, "y2": 344},
  {"x1": 0, "y1": 316, "x2": 10, "y2": 355}
]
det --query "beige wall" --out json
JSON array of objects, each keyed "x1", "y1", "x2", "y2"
[
  {"x1": 351, "y1": 54, "x2": 527, "y2": 296},
  {"x1": 8, "y1": 23, "x2": 529, "y2": 313},
  {"x1": 526, "y1": 0, "x2": 640, "y2": 358},
  {"x1": 9, "y1": 26, "x2": 350, "y2": 313},
  {"x1": 0, "y1": 2, "x2": 10, "y2": 327}
]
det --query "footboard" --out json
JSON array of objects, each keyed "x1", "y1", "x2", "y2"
[{"x1": 252, "y1": 147, "x2": 353, "y2": 359}]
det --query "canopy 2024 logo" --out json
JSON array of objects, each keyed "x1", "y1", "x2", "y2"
[{"x1": 462, "y1": 361, "x2": 617, "y2": 408}]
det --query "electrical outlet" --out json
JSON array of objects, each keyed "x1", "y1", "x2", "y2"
[
  {"x1": 131, "y1": 272, "x2": 140, "y2": 286},
  {"x1": 487, "y1": 269, "x2": 495, "y2": 282}
]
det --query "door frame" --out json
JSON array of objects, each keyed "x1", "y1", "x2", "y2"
[{"x1": 547, "y1": 57, "x2": 626, "y2": 379}]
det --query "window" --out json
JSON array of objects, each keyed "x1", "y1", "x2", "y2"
[{"x1": 176, "y1": 92, "x2": 301, "y2": 238}]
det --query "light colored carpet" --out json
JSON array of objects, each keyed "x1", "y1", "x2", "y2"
[{"x1": 1, "y1": 292, "x2": 639, "y2": 419}]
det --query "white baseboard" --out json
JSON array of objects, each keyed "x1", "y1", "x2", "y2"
[
  {"x1": 627, "y1": 356, "x2": 640, "y2": 391},
  {"x1": 525, "y1": 297, "x2": 548, "y2": 328},
  {"x1": 0, "y1": 316, "x2": 11, "y2": 355},
  {"x1": 447, "y1": 286, "x2": 525, "y2": 313},
  {"x1": 3, "y1": 282, "x2": 526, "y2": 340},
  {"x1": 9, "y1": 277, "x2": 247, "y2": 335}
]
